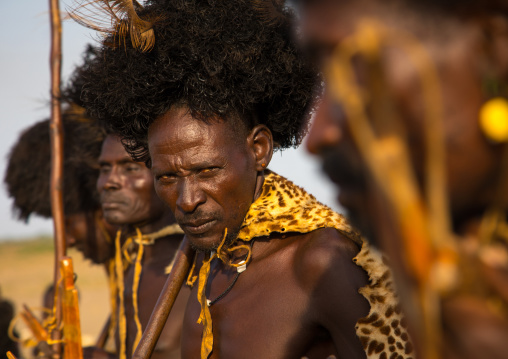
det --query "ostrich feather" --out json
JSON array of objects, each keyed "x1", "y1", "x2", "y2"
[{"x1": 68, "y1": 0, "x2": 156, "y2": 52}]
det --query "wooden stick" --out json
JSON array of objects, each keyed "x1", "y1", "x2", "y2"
[
  {"x1": 132, "y1": 238, "x2": 194, "y2": 359},
  {"x1": 95, "y1": 316, "x2": 111, "y2": 348},
  {"x1": 48, "y1": 0, "x2": 65, "y2": 357},
  {"x1": 20, "y1": 304, "x2": 49, "y2": 342}
]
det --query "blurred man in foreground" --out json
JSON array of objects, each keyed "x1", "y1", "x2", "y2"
[{"x1": 300, "y1": 0, "x2": 508, "y2": 357}]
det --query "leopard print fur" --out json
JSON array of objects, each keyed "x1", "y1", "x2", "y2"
[
  {"x1": 237, "y1": 171, "x2": 414, "y2": 359},
  {"x1": 354, "y1": 242, "x2": 414, "y2": 359}
]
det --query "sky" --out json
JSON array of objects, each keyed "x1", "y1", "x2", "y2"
[{"x1": 0, "y1": 0, "x2": 342, "y2": 240}]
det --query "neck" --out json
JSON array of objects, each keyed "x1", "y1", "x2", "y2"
[
  {"x1": 253, "y1": 171, "x2": 266, "y2": 202},
  {"x1": 125, "y1": 211, "x2": 176, "y2": 236},
  {"x1": 142, "y1": 231, "x2": 182, "y2": 262}
]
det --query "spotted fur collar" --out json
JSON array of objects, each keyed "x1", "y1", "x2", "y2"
[{"x1": 237, "y1": 171, "x2": 362, "y2": 243}]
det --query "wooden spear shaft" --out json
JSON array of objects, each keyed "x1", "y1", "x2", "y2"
[
  {"x1": 49, "y1": 0, "x2": 66, "y2": 357},
  {"x1": 95, "y1": 316, "x2": 111, "y2": 349},
  {"x1": 133, "y1": 238, "x2": 195, "y2": 359}
]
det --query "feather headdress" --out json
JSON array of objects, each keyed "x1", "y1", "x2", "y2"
[{"x1": 68, "y1": 0, "x2": 158, "y2": 52}]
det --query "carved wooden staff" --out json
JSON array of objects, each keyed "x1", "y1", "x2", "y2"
[
  {"x1": 133, "y1": 238, "x2": 195, "y2": 359},
  {"x1": 49, "y1": 0, "x2": 66, "y2": 357}
]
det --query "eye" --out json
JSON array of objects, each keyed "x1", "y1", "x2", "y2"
[
  {"x1": 198, "y1": 167, "x2": 219, "y2": 177},
  {"x1": 125, "y1": 164, "x2": 141, "y2": 172},
  {"x1": 99, "y1": 164, "x2": 111, "y2": 174},
  {"x1": 156, "y1": 173, "x2": 177, "y2": 184}
]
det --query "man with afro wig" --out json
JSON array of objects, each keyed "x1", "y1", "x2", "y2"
[{"x1": 72, "y1": 0, "x2": 410, "y2": 358}]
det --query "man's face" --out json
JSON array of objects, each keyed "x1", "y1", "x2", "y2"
[
  {"x1": 65, "y1": 210, "x2": 115, "y2": 264},
  {"x1": 148, "y1": 107, "x2": 258, "y2": 251},
  {"x1": 97, "y1": 135, "x2": 167, "y2": 227},
  {"x1": 301, "y1": 0, "x2": 501, "y2": 236}
]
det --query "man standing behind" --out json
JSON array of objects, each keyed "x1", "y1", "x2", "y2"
[
  {"x1": 72, "y1": 0, "x2": 411, "y2": 358},
  {"x1": 6, "y1": 118, "x2": 188, "y2": 359},
  {"x1": 90, "y1": 133, "x2": 188, "y2": 359},
  {"x1": 5, "y1": 114, "x2": 115, "y2": 266},
  {"x1": 5, "y1": 111, "x2": 116, "y2": 356}
]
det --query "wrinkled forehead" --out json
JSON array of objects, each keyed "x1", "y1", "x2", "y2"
[
  {"x1": 99, "y1": 134, "x2": 135, "y2": 162},
  {"x1": 148, "y1": 110, "x2": 252, "y2": 176},
  {"x1": 149, "y1": 106, "x2": 249, "y2": 151}
]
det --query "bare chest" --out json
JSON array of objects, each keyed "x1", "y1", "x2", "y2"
[
  {"x1": 181, "y1": 256, "x2": 335, "y2": 359},
  {"x1": 122, "y1": 259, "x2": 184, "y2": 357}
]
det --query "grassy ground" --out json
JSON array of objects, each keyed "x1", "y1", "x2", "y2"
[{"x1": 0, "y1": 237, "x2": 109, "y2": 358}]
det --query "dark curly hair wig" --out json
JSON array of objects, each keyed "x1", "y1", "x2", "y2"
[
  {"x1": 4, "y1": 113, "x2": 105, "y2": 221},
  {"x1": 78, "y1": 0, "x2": 319, "y2": 161},
  {"x1": 64, "y1": 44, "x2": 100, "y2": 109}
]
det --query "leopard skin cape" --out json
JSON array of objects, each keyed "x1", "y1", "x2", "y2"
[{"x1": 195, "y1": 171, "x2": 414, "y2": 359}]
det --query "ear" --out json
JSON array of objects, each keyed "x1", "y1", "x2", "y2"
[{"x1": 247, "y1": 124, "x2": 273, "y2": 171}]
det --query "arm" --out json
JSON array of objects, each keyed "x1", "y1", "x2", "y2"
[{"x1": 297, "y1": 228, "x2": 370, "y2": 359}]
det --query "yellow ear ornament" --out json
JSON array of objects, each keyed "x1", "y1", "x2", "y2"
[{"x1": 480, "y1": 97, "x2": 508, "y2": 143}]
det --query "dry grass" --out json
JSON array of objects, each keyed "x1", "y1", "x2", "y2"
[{"x1": 0, "y1": 237, "x2": 110, "y2": 358}]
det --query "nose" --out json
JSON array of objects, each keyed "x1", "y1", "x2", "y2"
[
  {"x1": 176, "y1": 177, "x2": 206, "y2": 213},
  {"x1": 98, "y1": 167, "x2": 121, "y2": 192},
  {"x1": 306, "y1": 95, "x2": 343, "y2": 155}
]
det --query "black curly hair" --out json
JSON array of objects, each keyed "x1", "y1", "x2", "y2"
[
  {"x1": 77, "y1": 0, "x2": 319, "y2": 162},
  {"x1": 63, "y1": 44, "x2": 100, "y2": 109},
  {"x1": 4, "y1": 113, "x2": 105, "y2": 222}
]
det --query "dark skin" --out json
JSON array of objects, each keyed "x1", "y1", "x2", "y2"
[
  {"x1": 149, "y1": 107, "x2": 264, "y2": 252},
  {"x1": 121, "y1": 232, "x2": 188, "y2": 359},
  {"x1": 97, "y1": 135, "x2": 169, "y2": 228},
  {"x1": 65, "y1": 210, "x2": 117, "y2": 265},
  {"x1": 300, "y1": 0, "x2": 508, "y2": 357},
  {"x1": 86, "y1": 135, "x2": 189, "y2": 359},
  {"x1": 148, "y1": 106, "x2": 370, "y2": 358}
]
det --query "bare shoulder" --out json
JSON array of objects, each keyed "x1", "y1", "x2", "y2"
[
  {"x1": 293, "y1": 227, "x2": 367, "y2": 292},
  {"x1": 292, "y1": 228, "x2": 370, "y2": 358}
]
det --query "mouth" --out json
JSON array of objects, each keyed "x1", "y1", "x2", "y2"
[
  {"x1": 321, "y1": 148, "x2": 366, "y2": 185},
  {"x1": 101, "y1": 200, "x2": 125, "y2": 210},
  {"x1": 319, "y1": 150, "x2": 369, "y2": 211},
  {"x1": 179, "y1": 219, "x2": 217, "y2": 236}
]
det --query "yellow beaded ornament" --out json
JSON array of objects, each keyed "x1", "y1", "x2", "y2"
[{"x1": 479, "y1": 97, "x2": 508, "y2": 143}]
